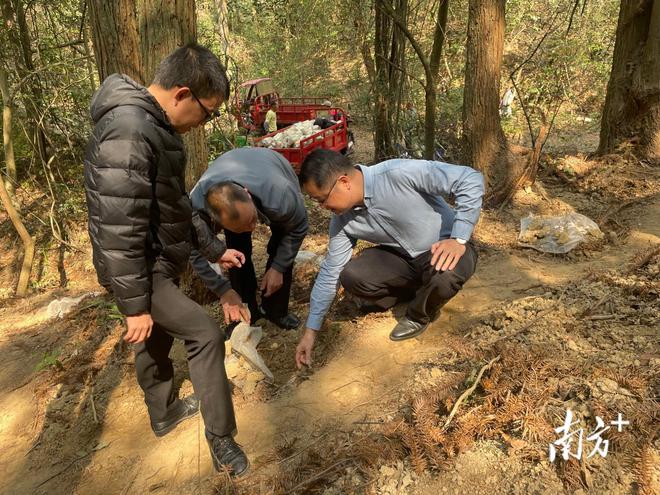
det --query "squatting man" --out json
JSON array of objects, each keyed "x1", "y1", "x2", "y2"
[{"x1": 294, "y1": 149, "x2": 484, "y2": 369}]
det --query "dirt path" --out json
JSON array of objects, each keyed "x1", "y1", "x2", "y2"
[{"x1": 0, "y1": 159, "x2": 657, "y2": 494}]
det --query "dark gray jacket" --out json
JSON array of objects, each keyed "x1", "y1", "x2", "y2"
[
  {"x1": 84, "y1": 74, "x2": 224, "y2": 315},
  {"x1": 190, "y1": 147, "x2": 308, "y2": 295}
]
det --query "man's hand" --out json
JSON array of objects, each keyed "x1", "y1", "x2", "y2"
[
  {"x1": 295, "y1": 328, "x2": 317, "y2": 370},
  {"x1": 219, "y1": 289, "x2": 251, "y2": 324},
  {"x1": 260, "y1": 267, "x2": 284, "y2": 298},
  {"x1": 125, "y1": 313, "x2": 153, "y2": 343},
  {"x1": 430, "y1": 239, "x2": 466, "y2": 272},
  {"x1": 218, "y1": 249, "x2": 245, "y2": 270}
]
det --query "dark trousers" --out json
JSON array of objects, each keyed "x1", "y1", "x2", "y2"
[
  {"x1": 224, "y1": 227, "x2": 293, "y2": 319},
  {"x1": 339, "y1": 243, "x2": 478, "y2": 324},
  {"x1": 134, "y1": 272, "x2": 236, "y2": 437}
]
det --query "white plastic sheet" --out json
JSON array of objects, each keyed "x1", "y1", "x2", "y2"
[{"x1": 518, "y1": 213, "x2": 603, "y2": 254}]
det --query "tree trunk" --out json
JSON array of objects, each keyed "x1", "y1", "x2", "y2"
[
  {"x1": 139, "y1": 0, "x2": 197, "y2": 83},
  {"x1": 374, "y1": 0, "x2": 408, "y2": 160},
  {"x1": 1, "y1": 58, "x2": 16, "y2": 195},
  {"x1": 423, "y1": 0, "x2": 449, "y2": 160},
  {"x1": 462, "y1": 0, "x2": 513, "y2": 202},
  {"x1": 379, "y1": 0, "x2": 448, "y2": 160},
  {"x1": 1, "y1": 0, "x2": 50, "y2": 172},
  {"x1": 598, "y1": 0, "x2": 660, "y2": 161},
  {"x1": 374, "y1": 0, "x2": 394, "y2": 159},
  {"x1": 348, "y1": 0, "x2": 376, "y2": 89},
  {"x1": 139, "y1": 0, "x2": 208, "y2": 189},
  {"x1": 89, "y1": 0, "x2": 208, "y2": 187},
  {"x1": 0, "y1": 65, "x2": 35, "y2": 297},
  {"x1": 212, "y1": 0, "x2": 230, "y2": 67},
  {"x1": 88, "y1": 0, "x2": 143, "y2": 83},
  {"x1": 13, "y1": 0, "x2": 49, "y2": 166},
  {"x1": 387, "y1": 0, "x2": 407, "y2": 147},
  {"x1": 81, "y1": 0, "x2": 98, "y2": 93}
]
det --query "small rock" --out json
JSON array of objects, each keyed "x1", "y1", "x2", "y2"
[
  {"x1": 595, "y1": 377, "x2": 619, "y2": 395},
  {"x1": 430, "y1": 368, "x2": 443, "y2": 380},
  {"x1": 504, "y1": 309, "x2": 517, "y2": 319},
  {"x1": 566, "y1": 339, "x2": 579, "y2": 352},
  {"x1": 380, "y1": 465, "x2": 396, "y2": 477}
]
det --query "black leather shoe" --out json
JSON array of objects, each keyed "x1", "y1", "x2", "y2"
[
  {"x1": 207, "y1": 434, "x2": 250, "y2": 476},
  {"x1": 259, "y1": 306, "x2": 301, "y2": 330},
  {"x1": 151, "y1": 395, "x2": 199, "y2": 437},
  {"x1": 389, "y1": 317, "x2": 429, "y2": 341},
  {"x1": 270, "y1": 312, "x2": 301, "y2": 329}
]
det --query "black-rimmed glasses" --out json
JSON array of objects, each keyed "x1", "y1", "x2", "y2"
[{"x1": 190, "y1": 90, "x2": 221, "y2": 124}]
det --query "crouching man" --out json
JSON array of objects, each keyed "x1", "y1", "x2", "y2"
[{"x1": 294, "y1": 149, "x2": 484, "y2": 369}]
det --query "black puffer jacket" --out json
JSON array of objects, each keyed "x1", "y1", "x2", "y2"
[{"x1": 84, "y1": 74, "x2": 224, "y2": 316}]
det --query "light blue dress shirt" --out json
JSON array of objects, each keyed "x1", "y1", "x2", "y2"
[{"x1": 306, "y1": 159, "x2": 484, "y2": 330}]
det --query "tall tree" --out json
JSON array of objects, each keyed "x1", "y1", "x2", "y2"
[
  {"x1": 598, "y1": 0, "x2": 659, "y2": 160},
  {"x1": 88, "y1": 0, "x2": 143, "y2": 82},
  {"x1": 89, "y1": 0, "x2": 210, "y2": 189},
  {"x1": 1, "y1": 0, "x2": 50, "y2": 171},
  {"x1": 139, "y1": 0, "x2": 207, "y2": 189},
  {"x1": 462, "y1": 0, "x2": 518, "y2": 203},
  {"x1": 0, "y1": 64, "x2": 35, "y2": 296},
  {"x1": 211, "y1": 0, "x2": 230, "y2": 67},
  {"x1": 381, "y1": 0, "x2": 449, "y2": 160},
  {"x1": 373, "y1": 0, "x2": 408, "y2": 160}
]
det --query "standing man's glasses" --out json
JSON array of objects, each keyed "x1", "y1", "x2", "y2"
[{"x1": 190, "y1": 90, "x2": 221, "y2": 123}]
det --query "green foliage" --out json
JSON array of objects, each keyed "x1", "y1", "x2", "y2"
[
  {"x1": 503, "y1": 0, "x2": 619, "y2": 140},
  {"x1": 0, "y1": 0, "x2": 621, "y2": 253},
  {"x1": 35, "y1": 350, "x2": 63, "y2": 372},
  {"x1": 75, "y1": 297, "x2": 124, "y2": 323},
  {"x1": 208, "y1": 127, "x2": 239, "y2": 158},
  {"x1": 106, "y1": 303, "x2": 124, "y2": 322},
  {"x1": 55, "y1": 186, "x2": 86, "y2": 218}
]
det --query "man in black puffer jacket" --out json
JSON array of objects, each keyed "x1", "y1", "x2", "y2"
[{"x1": 84, "y1": 43, "x2": 249, "y2": 476}]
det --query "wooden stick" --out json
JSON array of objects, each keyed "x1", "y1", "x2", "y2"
[
  {"x1": 34, "y1": 442, "x2": 110, "y2": 489},
  {"x1": 288, "y1": 459, "x2": 351, "y2": 494},
  {"x1": 491, "y1": 308, "x2": 553, "y2": 345},
  {"x1": 627, "y1": 245, "x2": 660, "y2": 273},
  {"x1": 121, "y1": 459, "x2": 141, "y2": 495},
  {"x1": 586, "y1": 314, "x2": 616, "y2": 321},
  {"x1": 276, "y1": 432, "x2": 331, "y2": 466},
  {"x1": 442, "y1": 355, "x2": 501, "y2": 431},
  {"x1": 89, "y1": 386, "x2": 98, "y2": 423},
  {"x1": 579, "y1": 294, "x2": 611, "y2": 318}
]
